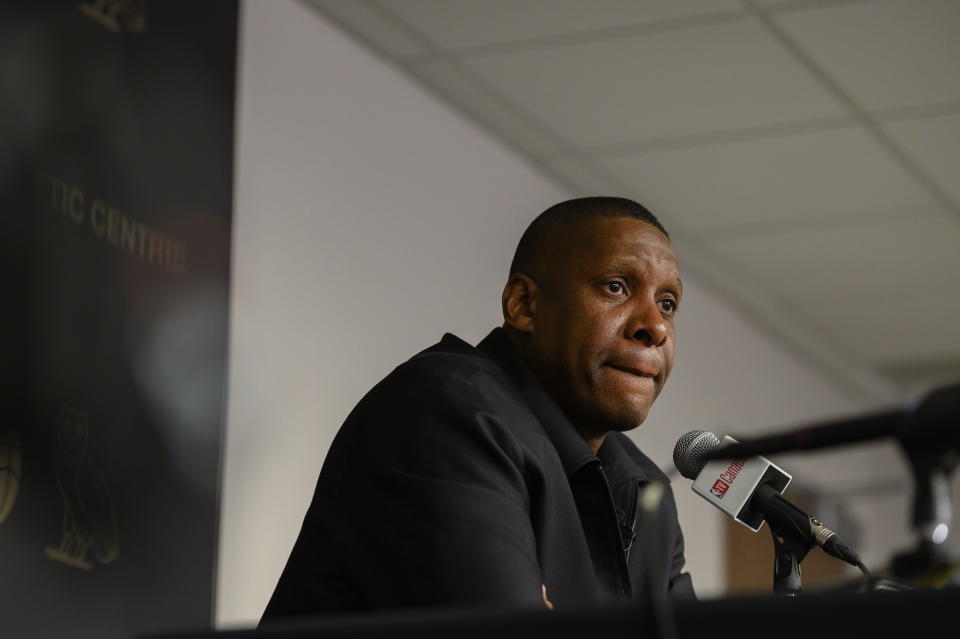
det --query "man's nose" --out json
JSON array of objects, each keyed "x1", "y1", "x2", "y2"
[{"x1": 627, "y1": 299, "x2": 668, "y2": 347}]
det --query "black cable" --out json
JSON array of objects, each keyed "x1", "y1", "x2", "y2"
[
  {"x1": 856, "y1": 560, "x2": 874, "y2": 592},
  {"x1": 636, "y1": 481, "x2": 679, "y2": 639}
]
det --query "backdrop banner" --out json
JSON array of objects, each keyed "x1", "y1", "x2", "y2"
[{"x1": 0, "y1": 2, "x2": 238, "y2": 637}]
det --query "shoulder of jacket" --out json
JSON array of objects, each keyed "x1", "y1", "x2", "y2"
[{"x1": 389, "y1": 335, "x2": 508, "y2": 393}]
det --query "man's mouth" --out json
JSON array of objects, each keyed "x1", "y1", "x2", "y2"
[{"x1": 606, "y1": 363, "x2": 658, "y2": 379}]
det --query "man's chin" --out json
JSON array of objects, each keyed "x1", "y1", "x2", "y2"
[
  {"x1": 598, "y1": 406, "x2": 651, "y2": 433},
  {"x1": 564, "y1": 394, "x2": 653, "y2": 437},
  {"x1": 607, "y1": 418, "x2": 646, "y2": 433}
]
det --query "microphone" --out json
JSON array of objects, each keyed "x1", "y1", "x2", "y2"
[
  {"x1": 674, "y1": 430, "x2": 862, "y2": 567},
  {"x1": 707, "y1": 383, "x2": 960, "y2": 460}
]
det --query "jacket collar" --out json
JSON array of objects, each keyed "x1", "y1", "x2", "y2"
[{"x1": 475, "y1": 328, "x2": 657, "y2": 485}]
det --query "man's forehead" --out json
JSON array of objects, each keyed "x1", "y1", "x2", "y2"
[
  {"x1": 539, "y1": 216, "x2": 678, "y2": 281},
  {"x1": 571, "y1": 220, "x2": 681, "y2": 285},
  {"x1": 602, "y1": 238, "x2": 677, "y2": 260},
  {"x1": 577, "y1": 221, "x2": 677, "y2": 265}
]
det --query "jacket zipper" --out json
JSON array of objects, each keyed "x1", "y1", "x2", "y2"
[
  {"x1": 623, "y1": 481, "x2": 642, "y2": 562},
  {"x1": 597, "y1": 464, "x2": 634, "y2": 600}
]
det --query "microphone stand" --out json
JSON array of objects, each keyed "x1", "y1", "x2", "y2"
[
  {"x1": 748, "y1": 485, "x2": 816, "y2": 595},
  {"x1": 887, "y1": 384, "x2": 960, "y2": 587},
  {"x1": 752, "y1": 498, "x2": 814, "y2": 595},
  {"x1": 889, "y1": 439, "x2": 958, "y2": 587},
  {"x1": 768, "y1": 523, "x2": 813, "y2": 595}
]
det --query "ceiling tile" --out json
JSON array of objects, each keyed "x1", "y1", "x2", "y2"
[
  {"x1": 708, "y1": 214, "x2": 960, "y2": 297},
  {"x1": 883, "y1": 112, "x2": 960, "y2": 207},
  {"x1": 596, "y1": 127, "x2": 933, "y2": 231},
  {"x1": 791, "y1": 286, "x2": 960, "y2": 365},
  {"x1": 408, "y1": 61, "x2": 568, "y2": 154},
  {"x1": 459, "y1": 19, "x2": 847, "y2": 148},
  {"x1": 773, "y1": 0, "x2": 960, "y2": 111},
  {"x1": 381, "y1": 0, "x2": 740, "y2": 51},
  {"x1": 308, "y1": 0, "x2": 429, "y2": 58}
]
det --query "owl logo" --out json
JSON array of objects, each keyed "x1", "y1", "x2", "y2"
[
  {"x1": 45, "y1": 406, "x2": 119, "y2": 571},
  {"x1": 0, "y1": 429, "x2": 22, "y2": 525}
]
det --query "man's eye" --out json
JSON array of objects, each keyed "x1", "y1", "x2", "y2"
[
  {"x1": 659, "y1": 299, "x2": 678, "y2": 314},
  {"x1": 605, "y1": 281, "x2": 625, "y2": 295}
]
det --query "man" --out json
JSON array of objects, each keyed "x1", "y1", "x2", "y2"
[{"x1": 261, "y1": 197, "x2": 694, "y2": 621}]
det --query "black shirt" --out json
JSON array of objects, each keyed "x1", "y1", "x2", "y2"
[{"x1": 261, "y1": 328, "x2": 694, "y2": 620}]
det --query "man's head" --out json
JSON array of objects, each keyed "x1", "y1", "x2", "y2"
[{"x1": 502, "y1": 197, "x2": 681, "y2": 449}]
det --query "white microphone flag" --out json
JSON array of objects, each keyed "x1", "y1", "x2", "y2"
[{"x1": 691, "y1": 436, "x2": 792, "y2": 531}]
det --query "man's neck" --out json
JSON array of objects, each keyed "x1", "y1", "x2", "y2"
[{"x1": 583, "y1": 433, "x2": 606, "y2": 454}]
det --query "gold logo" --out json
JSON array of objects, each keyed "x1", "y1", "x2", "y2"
[
  {"x1": 43, "y1": 174, "x2": 189, "y2": 275},
  {"x1": 0, "y1": 429, "x2": 22, "y2": 525},
  {"x1": 45, "y1": 406, "x2": 119, "y2": 571},
  {"x1": 78, "y1": 0, "x2": 147, "y2": 34}
]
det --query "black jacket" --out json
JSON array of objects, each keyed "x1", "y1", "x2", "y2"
[{"x1": 261, "y1": 328, "x2": 694, "y2": 620}]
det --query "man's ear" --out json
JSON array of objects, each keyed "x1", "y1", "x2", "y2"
[{"x1": 502, "y1": 273, "x2": 538, "y2": 334}]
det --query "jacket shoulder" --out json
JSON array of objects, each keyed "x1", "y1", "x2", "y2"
[
  {"x1": 332, "y1": 334, "x2": 532, "y2": 449},
  {"x1": 376, "y1": 333, "x2": 514, "y2": 402}
]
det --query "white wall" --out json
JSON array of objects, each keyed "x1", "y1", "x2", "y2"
[{"x1": 221, "y1": 0, "x2": 895, "y2": 628}]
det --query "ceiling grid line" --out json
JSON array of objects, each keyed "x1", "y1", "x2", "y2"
[
  {"x1": 399, "y1": 9, "x2": 748, "y2": 65},
  {"x1": 362, "y1": 0, "x2": 588, "y2": 159},
  {"x1": 583, "y1": 114, "x2": 860, "y2": 157},
  {"x1": 586, "y1": 98, "x2": 960, "y2": 158},
  {"x1": 764, "y1": 0, "x2": 881, "y2": 12},
  {"x1": 394, "y1": 0, "x2": 880, "y2": 65},
  {"x1": 700, "y1": 202, "x2": 946, "y2": 241},
  {"x1": 873, "y1": 98, "x2": 960, "y2": 124},
  {"x1": 742, "y1": 0, "x2": 960, "y2": 228}
]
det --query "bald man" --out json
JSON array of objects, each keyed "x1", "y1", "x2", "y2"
[{"x1": 261, "y1": 197, "x2": 694, "y2": 621}]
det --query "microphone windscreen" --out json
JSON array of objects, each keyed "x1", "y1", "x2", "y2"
[{"x1": 673, "y1": 430, "x2": 720, "y2": 480}]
